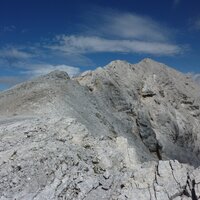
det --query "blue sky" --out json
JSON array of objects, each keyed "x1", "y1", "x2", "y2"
[{"x1": 0, "y1": 0, "x2": 200, "y2": 90}]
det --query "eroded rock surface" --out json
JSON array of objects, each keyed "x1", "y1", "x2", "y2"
[{"x1": 0, "y1": 58, "x2": 200, "y2": 199}]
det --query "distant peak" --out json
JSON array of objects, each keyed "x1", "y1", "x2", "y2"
[
  {"x1": 109, "y1": 60, "x2": 128, "y2": 65},
  {"x1": 104, "y1": 60, "x2": 131, "y2": 70},
  {"x1": 41, "y1": 70, "x2": 70, "y2": 80},
  {"x1": 140, "y1": 58, "x2": 160, "y2": 64}
]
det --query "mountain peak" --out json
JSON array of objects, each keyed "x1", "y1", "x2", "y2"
[
  {"x1": 139, "y1": 58, "x2": 166, "y2": 67},
  {"x1": 107, "y1": 58, "x2": 160, "y2": 66},
  {"x1": 140, "y1": 58, "x2": 157, "y2": 63},
  {"x1": 103, "y1": 58, "x2": 166, "y2": 73}
]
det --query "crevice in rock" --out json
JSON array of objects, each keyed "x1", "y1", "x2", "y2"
[
  {"x1": 147, "y1": 184, "x2": 152, "y2": 200},
  {"x1": 153, "y1": 163, "x2": 159, "y2": 200},
  {"x1": 141, "y1": 91, "x2": 156, "y2": 98},
  {"x1": 156, "y1": 143, "x2": 162, "y2": 160},
  {"x1": 186, "y1": 173, "x2": 199, "y2": 200},
  {"x1": 169, "y1": 161, "x2": 182, "y2": 188}
]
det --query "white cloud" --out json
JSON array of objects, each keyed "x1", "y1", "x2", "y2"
[
  {"x1": 51, "y1": 35, "x2": 182, "y2": 56},
  {"x1": 0, "y1": 47, "x2": 33, "y2": 67},
  {"x1": 21, "y1": 64, "x2": 80, "y2": 77},
  {"x1": 49, "y1": 10, "x2": 183, "y2": 56},
  {"x1": 0, "y1": 48, "x2": 32, "y2": 60},
  {"x1": 89, "y1": 11, "x2": 171, "y2": 42}
]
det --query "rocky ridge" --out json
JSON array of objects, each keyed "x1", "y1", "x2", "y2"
[{"x1": 0, "y1": 58, "x2": 200, "y2": 200}]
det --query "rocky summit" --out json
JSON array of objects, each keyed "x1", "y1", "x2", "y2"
[{"x1": 0, "y1": 58, "x2": 200, "y2": 200}]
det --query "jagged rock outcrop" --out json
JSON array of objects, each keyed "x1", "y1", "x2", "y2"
[{"x1": 0, "y1": 58, "x2": 200, "y2": 199}]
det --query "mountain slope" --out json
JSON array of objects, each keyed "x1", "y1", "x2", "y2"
[
  {"x1": 0, "y1": 59, "x2": 200, "y2": 200},
  {"x1": 77, "y1": 58, "x2": 200, "y2": 166}
]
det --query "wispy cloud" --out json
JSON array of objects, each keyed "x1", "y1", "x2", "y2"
[
  {"x1": 21, "y1": 64, "x2": 80, "y2": 77},
  {"x1": 0, "y1": 45, "x2": 86, "y2": 70},
  {"x1": 0, "y1": 47, "x2": 33, "y2": 66},
  {"x1": 86, "y1": 11, "x2": 172, "y2": 42},
  {"x1": 49, "y1": 10, "x2": 184, "y2": 56},
  {"x1": 51, "y1": 35, "x2": 182, "y2": 55},
  {"x1": 0, "y1": 48, "x2": 32, "y2": 59}
]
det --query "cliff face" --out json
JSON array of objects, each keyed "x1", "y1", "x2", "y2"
[{"x1": 0, "y1": 59, "x2": 200, "y2": 200}]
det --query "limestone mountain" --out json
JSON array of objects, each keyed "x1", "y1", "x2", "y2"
[{"x1": 0, "y1": 59, "x2": 200, "y2": 200}]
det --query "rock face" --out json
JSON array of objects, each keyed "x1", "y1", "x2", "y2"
[{"x1": 0, "y1": 58, "x2": 200, "y2": 200}]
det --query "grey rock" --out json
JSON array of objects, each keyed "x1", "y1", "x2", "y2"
[{"x1": 0, "y1": 58, "x2": 200, "y2": 199}]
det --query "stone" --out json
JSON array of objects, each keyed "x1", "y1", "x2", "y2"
[{"x1": 0, "y1": 59, "x2": 200, "y2": 199}]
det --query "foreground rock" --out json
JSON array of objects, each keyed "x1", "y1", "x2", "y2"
[{"x1": 0, "y1": 59, "x2": 200, "y2": 199}]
